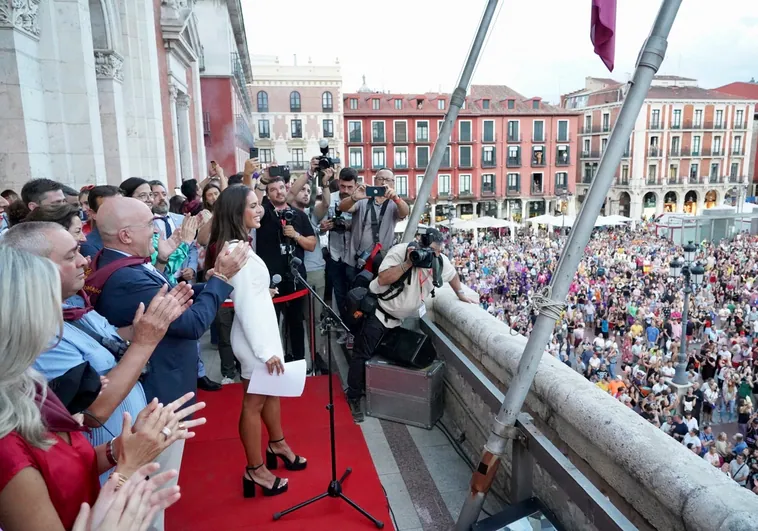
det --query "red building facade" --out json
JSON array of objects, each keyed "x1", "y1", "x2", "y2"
[
  {"x1": 713, "y1": 81, "x2": 758, "y2": 192},
  {"x1": 343, "y1": 85, "x2": 579, "y2": 221}
]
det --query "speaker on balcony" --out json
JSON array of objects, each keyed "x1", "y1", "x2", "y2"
[{"x1": 374, "y1": 327, "x2": 437, "y2": 369}]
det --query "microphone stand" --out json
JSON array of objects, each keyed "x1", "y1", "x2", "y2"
[{"x1": 273, "y1": 260, "x2": 384, "y2": 529}]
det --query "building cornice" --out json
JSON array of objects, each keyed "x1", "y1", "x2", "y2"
[
  {"x1": 0, "y1": 0, "x2": 41, "y2": 39},
  {"x1": 226, "y1": 0, "x2": 253, "y2": 83}
]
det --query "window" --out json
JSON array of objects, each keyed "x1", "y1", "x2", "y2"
[
  {"x1": 557, "y1": 120, "x2": 568, "y2": 142},
  {"x1": 507, "y1": 173, "x2": 520, "y2": 191},
  {"x1": 669, "y1": 164, "x2": 678, "y2": 180},
  {"x1": 693, "y1": 135, "x2": 701, "y2": 155},
  {"x1": 437, "y1": 120, "x2": 444, "y2": 133},
  {"x1": 394, "y1": 121, "x2": 407, "y2": 143},
  {"x1": 601, "y1": 138, "x2": 608, "y2": 153},
  {"x1": 736, "y1": 109, "x2": 744, "y2": 127},
  {"x1": 322, "y1": 91, "x2": 333, "y2": 112},
  {"x1": 459, "y1": 121, "x2": 472, "y2": 142},
  {"x1": 372, "y1": 98, "x2": 380, "y2": 110},
  {"x1": 482, "y1": 99, "x2": 490, "y2": 109},
  {"x1": 394, "y1": 99, "x2": 403, "y2": 110},
  {"x1": 258, "y1": 119, "x2": 270, "y2": 138},
  {"x1": 348, "y1": 147, "x2": 363, "y2": 169},
  {"x1": 416, "y1": 175, "x2": 423, "y2": 194},
  {"x1": 416, "y1": 120, "x2": 429, "y2": 142},
  {"x1": 584, "y1": 115, "x2": 592, "y2": 131},
  {"x1": 372, "y1": 147, "x2": 385, "y2": 169},
  {"x1": 694, "y1": 109, "x2": 703, "y2": 127},
  {"x1": 710, "y1": 162, "x2": 719, "y2": 179},
  {"x1": 648, "y1": 164, "x2": 657, "y2": 180},
  {"x1": 290, "y1": 91, "x2": 301, "y2": 112},
  {"x1": 349, "y1": 98, "x2": 358, "y2": 110},
  {"x1": 531, "y1": 173, "x2": 543, "y2": 193},
  {"x1": 651, "y1": 109, "x2": 660, "y2": 128},
  {"x1": 395, "y1": 176, "x2": 408, "y2": 196},
  {"x1": 257, "y1": 91, "x2": 269, "y2": 112},
  {"x1": 290, "y1": 119, "x2": 302, "y2": 138},
  {"x1": 394, "y1": 147, "x2": 408, "y2": 169},
  {"x1": 292, "y1": 148, "x2": 304, "y2": 162},
  {"x1": 713, "y1": 136, "x2": 722, "y2": 154},
  {"x1": 715, "y1": 109, "x2": 723, "y2": 127},
  {"x1": 556, "y1": 145, "x2": 569, "y2": 165},
  {"x1": 483, "y1": 120, "x2": 495, "y2": 142},
  {"x1": 459, "y1": 174, "x2": 472, "y2": 194},
  {"x1": 555, "y1": 171, "x2": 568, "y2": 188},
  {"x1": 348, "y1": 121, "x2": 362, "y2": 143},
  {"x1": 482, "y1": 146, "x2": 495, "y2": 167},
  {"x1": 731, "y1": 162, "x2": 739, "y2": 178},
  {"x1": 531, "y1": 146, "x2": 545, "y2": 166},
  {"x1": 689, "y1": 163, "x2": 698, "y2": 180},
  {"x1": 416, "y1": 146, "x2": 429, "y2": 168},
  {"x1": 260, "y1": 149, "x2": 273, "y2": 163},
  {"x1": 507, "y1": 99, "x2": 515, "y2": 109},
  {"x1": 441, "y1": 146, "x2": 451, "y2": 168},
  {"x1": 322, "y1": 119, "x2": 334, "y2": 138},
  {"x1": 583, "y1": 138, "x2": 590, "y2": 155},
  {"x1": 734, "y1": 136, "x2": 742, "y2": 154},
  {"x1": 670, "y1": 136, "x2": 680, "y2": 154},
  {"x1": 482, "y1": 174, "x2": 495, "y2": 194},
  {"x1": 508, "y1": 120, "x2": 520, "y2": 142},
  {"x1": 602, "y1": 113, "x2": 610, "y2": 132},
  {"x1": 621, "y1": 165, "x2": 629, "y2": 183},
  {"x1": 507, "y1": 146, "x2": 521, "y2": 166},
  {"x1": 532, "y1": 121, "x2": 544, "y2": 142},
  {"x1": 532, "y1": 100, "x2": 539, "y2": 110},
  {"x1": 438, "y1": 174, "x2": 451, "y2": 195},
  {"x1": 459, "y1": 146, "x2": 472, "y2": 167},
  {"x1": 583, "y1": 163, "x2": 594, "y2": 182},
  {"x1": 372, "y1": 121, "x2": 385, "y2": 143},
  {"x1": 437, "y1": 99, "x2": 446, "y2": 110},
  {"x1": 672, "y1": 109, "x2": 681, "y2": 128}
]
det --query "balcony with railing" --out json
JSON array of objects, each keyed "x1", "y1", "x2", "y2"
[
  {"x1": 709, "y1": 174, "x2": 722, "y2": 184},
  {"x1": 581, "y1": 150, "x2": 601, "y2": 159},
  {"x1": 235, "y1": 114, "x2": 254, "y2": 147},
  {"x1": 555, "y1": 148, "x2": 570, "y2": 167},
  {"x1": 481, "y1": 184, "x2": 496, "y2": 196},
  {"x1": 667, "y1": 175, "x2": 681, "y2": 185},
  {"x1": 506, "y1": 183, "x2": 520, "y2": 196},
  {"x1": 647, "y1": 146, "x2": 661, "y2": 157},
  {"x1": 203, "y1": 111, "x2": 211, "y2": 137},
  {"x1": 601, "y1": 123, "x2": 611, "y2": 133},
  {"x1": 729, "y1": 174, "x2": 744, "y2": 183},
  {"x1": 230, "y1": 52, "x2": 253, "y2": 118},
  {"x1": 734, "y1": 120, "x2": 746, "y2": 130},
  {"x1": 507, "y1": 134, "x2": 521, "y2": 143},
  {"x1": 580, "y1": 125, "x2": 602, "y2": 134},
  {"x1": 617, "y1": 177, "x2": 630, "y2": 186},
  {"x1": 668, "y1": 148, "x2": 681, "y2": 157},
  {"x1": 531, "y1": 152, "x2": 546, "y2": 168},
  {"x1": 530, "y1": 184, "x2": 544, "y2": 196},
  {"x1": 506, "y1": 156, "x2": 521, "y2": 168},
  {"x1": 688, "y1": 174, "x2": 700, "y2": 184},
  {"x1": 646, "y1": 175, "x2": 659, "y2": 185},
  {"x1": 581, "y1": 173, "x2": 593, "y2": 184},
  {"x1": 555, "y1": 183, "x2": 568, "y2": 195},
  {"x1": 287, "y1": 161, "x2": 307, "y2": 171},
  {"x1": 649, "y1": 121, "x2": 662, "y2": 130},
  {"x1": 732, "y1": 148, "x2": 745, "y2": 156},
  {"x1": 481, "y1": 154, "x2": 497, "y2": 168}
]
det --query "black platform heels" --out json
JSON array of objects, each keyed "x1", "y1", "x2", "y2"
[
  {"x1": 266, "y1": 437, "x2": 308, "y2": 471},
  {"x1": 243, "y1": 463, "x2": 288, "y2": 498}
]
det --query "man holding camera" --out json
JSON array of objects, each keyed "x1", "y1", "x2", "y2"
[
  {"x1": 253, "y1": 176, "x2": 317, "y2": 362},
  {"x1": 338, "y1": 169, "x2": 409, "y2": 286},
  {"x1": 346, "y1": 229, "x2": 474, "y2": 422}
]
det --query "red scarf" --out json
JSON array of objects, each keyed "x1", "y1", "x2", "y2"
[
  {"x1": 35, "y1": 387, "x2": 88, "y2": 434},
  {"x1": 62, "y1": 290, "x2": 94, "y2": 322},
  {"x1": 84, "y1": 250, "x2": 150, "y2": 306}
]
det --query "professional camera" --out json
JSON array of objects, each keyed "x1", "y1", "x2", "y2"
[
  {"x1": 330, "y1": 210, "x2": 347, "y2": 233},
  {"x1": 277, "y1": 207, "x2": 296, "y2": 225},
  {"x1": 408, "y1": 245, "x2": 435, "y2": 268},
  {"x1": 315, "y1": 139, "x2": 340, "y2": 181}
]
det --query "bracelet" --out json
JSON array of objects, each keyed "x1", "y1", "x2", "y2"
[
  {"x1": 106, "y1": 437, "x2": 118, "y2": 466},
  {"x1": 213, "y1": 272, "x2": 230, "y2": 283},
  {"x1": 109, "y1": 472, "x2": 128, "y2": 491}
]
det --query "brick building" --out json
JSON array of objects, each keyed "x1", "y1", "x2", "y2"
[
  {"x1": 248, "y1": 57, "x2": 344, "y2": 175},
  {"x1": 343, "y1": 84, "x2": 580, "y2": 223},
  {"x1": 563, "y1": 76, "x2": 758, "y2": 219},
  {"x1": 712, "y1": 80, "x2": 758, "y2": 195}
]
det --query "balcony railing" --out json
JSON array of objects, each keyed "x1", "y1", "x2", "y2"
[
  {"x1": 416, "y1": 161, "x2": 429, "y2": 170},
  {"x1": 602, "y1": 124, "x2": 611, "y2": 133},
  {"x1": 582, "y1": 174, "x2": 593, "y2": 184},
  {"x1": 648, "y1": 147, "x2": 661, "y2": 157},
  {"x1": 203, "y1": 111, "x2": 211, "y2": 136},
  {"x1": 506, "y1": 156, "x2": 521, "y2": 168},
  {"x1": 617, "y1": 178, "x2": 630, "y2": 186},
  {"x1": 688, "y1": 175, "x2": 700, "y2": 184},
  {"x1": 530, "y1": 186, "x2": 544, "y2": 195},
  {"x1": 481, "y1": 157, "x2": 497, "y2": 168},
  {"x1": 729, "y1": 175, "x2": 744, "y2": 183},
  {"x1": 709, "y1": 175, "x2": 722, "y2": 183},
  {"x1": 506, "y1": 186, "x2": 520, "y2": 196},
  {"x1": 649, "y1": 121, "x2": 662, "y2": 130},
  {"x1": 258, "y1": 130, "x2": 270, "y2": 139},
  {"x1": 671, "y1": 122, "x2": 682, "y2": 130},
  {"x1": 555, "y1": 149, "x2": 570, "y2": 166},
  {"x1": 394, "y1": 162, "x2": 408, "y2": 169},
  {"x1": 507, "y1": 134, "x2": 521, "y2": 143},
  {"x1": 287, "y1": 161, "x2": 306, "y2": 171},
  {"x1": 668, "y1": 148, "x2": 681, "y2": 157},
  {"x1": 667, "y1": 176, "x2": 680, "y2": 185},
  {"x1": 532, "y1": 135, "x2": 546, "y2": 143},
  {"x1": 732, "y1": 149, "x2": 745, "y2": 156},
  {"x1": 580, "y1": 125, "x2": 602, "y2": 134},
  {"x1": 734, "y1": 121, "x2": 746, "y2": 129},
  {"x1": 582, "y1": 150, "x2": 601, "y2": 158},
  {"x1": 322, "y1": 105, "x2": 333, "y2": 113},
  {"x1": 481, "y1": 186, "x2": 496, "y2": 196},
  {"x1": 555, "y1": 184, "x2": 568, "y2": 194},
  {"x1": 712, "y1": 149, "x2": 723, "y2": 156},
  {"x1": 646, "y1": 176, "x2": 659, "y2": 185},
  {"x1": 531, "y1": 155, "x2": 546, "y2": 167},
  {"x1": 348, "y1": 132, "x2": 362, "y2": 143},
  {"x1": 230, "y1": 52, "x2": 254, "y2": 118},
  {"x1": 235, "y1": 114, "x2": 254, "y2": 147}
]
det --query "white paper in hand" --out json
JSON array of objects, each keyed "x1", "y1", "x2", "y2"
[{"x1": 247, "y1": 359, "x2": 307, "y2": 397}]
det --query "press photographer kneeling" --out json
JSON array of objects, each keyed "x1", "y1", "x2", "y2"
[{"x1": 345, "y1": 228, "x2": 474, "y2": 422}]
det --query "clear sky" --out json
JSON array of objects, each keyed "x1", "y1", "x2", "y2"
[{"x1": 243, "y1": 0, "x2": 758, "y2": 103}]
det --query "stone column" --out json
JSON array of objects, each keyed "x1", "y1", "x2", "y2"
[
  {"x1": 471, "y1": 201, "x2": 478, "y2": 217},
  {"x1": 190, "y1": 60, "x2": 206, "y2": 178},
  {"x1": 497, "y1": 199, "x2": 503, "y2": 218},
  {"x1": 176, "y1": 92, "x2": 194, "y2": 182},
  {"x1": 95, "y1": 50, "x2": 129, "y2": 185},
  {"x1": 505, "y1": 200, "x2": 511, "y2": 220},
  {"x1": 0, "y1": 0, "x2": 51, "y2": 190},
  {"x1": 168, "y1": 84, "x2": 182, "y2": 185},
  {"x1": 429, "y1": 203, "x2": 436, "y2": 227}
]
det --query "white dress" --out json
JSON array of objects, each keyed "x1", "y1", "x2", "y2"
[{"x1": 227, "y1": 241, "x2": 284, "y2": 381}]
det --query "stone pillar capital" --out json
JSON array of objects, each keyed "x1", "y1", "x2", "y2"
[
  {"x1": 94, "y1": 51, "x2": 125, "y2": 83},
  {"x1": 0, "y1": 0, "x2": 42, "y2": 39},
  {"x1": 176, "y1": 93, "x2": 191, "y2": 110}
]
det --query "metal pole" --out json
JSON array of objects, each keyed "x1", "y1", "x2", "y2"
[
  {"x1": 673, "y1": 270, "x2": 690, "y2": 385},
  {"x1": 454, "y1": 2, "x2": 682, "y2": 528},
  {"x1": 401, "y1": 0, "x2": 500, "y2": 243}
]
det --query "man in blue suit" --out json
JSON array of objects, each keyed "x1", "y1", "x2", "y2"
[
  {"x1": 92, "y1": 196, "x2": 248, "y2": 406},
  {"x1": 80, "y1": 185, "x2": 122, "y2": 259}
]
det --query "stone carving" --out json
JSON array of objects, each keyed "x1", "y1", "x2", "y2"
[
  {"x1": 176, "y1": 93, "x2": 191, "y2": 110},
  {"x1": 168, "y1": 84, "x2": 179, "y2": 100},
  {"x1": 0, "y1": 0, "x2": 42, "y2": 38},
  {"x1": 161, "y1": 0, "x2": 193, "y2": 9},
  {"x1": 94, "y1": 51, "x2": 124, "y2": 82}
]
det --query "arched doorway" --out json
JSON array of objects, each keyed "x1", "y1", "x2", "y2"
[
  {"x1": 724, "y1": 187, "x2": 739, "y2": 207},
  {"x1": 705, "y1": 190, "x2": 718, "y2": 209},
  {"x1": 619, "y1": 192, "x2": 631, "y2": 218},
  {"x1": 642, "y1": 192, "x2": 657, "y2": 219},
  {"x1": 684, "y1": 190, "x2": 698, "y2": 214},
  {"x1": 663, "y1": 191, "x2": 678, "y2": 213}
]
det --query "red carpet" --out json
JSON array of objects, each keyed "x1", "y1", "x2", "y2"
[{"x1": 167, "y1": 376, "x2": 393, "y2": 531}]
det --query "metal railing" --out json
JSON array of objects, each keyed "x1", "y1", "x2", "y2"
[
  {"x1": 421, "y1": 317, "x2": 637, "y2": 531},
  {"x1": 649, "y1": 121, "x2": 662, "y2": 130},
  {"x1": 235, "y1": 114, "x2": 254, "y2": 147},
  {"x1": 531, "y1": 156, "x2": 546, "y2": 167},
  {"x1": 203, "y1": 111, "x2": 211, "y2": 137},
  {"x1": 648, "y1": 147, "x2": 661, "y2": 157},
  {"x1": 230, "y1": 52, "x2": 253, "y2": 118},
  {"x1": 506, "y1": 185, "x2": 520, "y2": 196},
  {"x1": 555, "y1": 149, "x2": 570, "y2": 166},
  {"x1": 507, "y1": 134, "x2": 521, "y2": 143},
  {"x1": 530, "y1": 186, "x2": 544, "y2": 195},
  {"x1": 287, "y1": 161, "x2": 306, "y2": 171},
  {"x1": 506, "y1": 157, "x2": 521, "y2": 168},
  {"x1": 481, "y1": 157, "x2": 496, "y2": 168}
]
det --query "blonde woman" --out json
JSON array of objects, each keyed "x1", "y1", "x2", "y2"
[{"x1": 0, "y1": 247, "x2": 201, "y2": 531}]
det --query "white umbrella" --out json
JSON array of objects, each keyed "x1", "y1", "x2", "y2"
[
  {"x1": 476, "y1": 216, "x2": 519, "y2": 229},
  {"x1": 394, "y1": 220, "x2": 429, "y2": 233},
  {"x1": 527, "y1": 214, "x2": 556, "y2": 224},
  {"x1": 453, "y1": 219, "x2": 481, "y2": 231},
  {"x1": 438, "y1": 217, "x2": 463, "y2": 227},
  {"x1": 605, "y1": 214, "x2": 633, "y2": 223},
  {"x1": 553, "y1": 214, "x2": 575, "y2": 227}
]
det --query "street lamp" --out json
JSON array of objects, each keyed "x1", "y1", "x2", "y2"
[{"x1": 668, "y1": 241, "x2": 705, "y2": 386}]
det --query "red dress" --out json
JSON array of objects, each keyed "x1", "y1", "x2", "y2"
[{"x1": 0, "y1": 431, "x2": 100, "y2": 530}]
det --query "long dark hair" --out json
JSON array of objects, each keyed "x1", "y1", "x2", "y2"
[
  {"x1": 120, "y1": 177, "x2": 150, "y2": 198},
  {"x1": 202, "y1": 182, "x2": 221, "y2": 213},
  {"x1": 208, "y1": 185, "x2": 251, "y2": 266}
]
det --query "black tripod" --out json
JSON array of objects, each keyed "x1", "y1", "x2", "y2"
[{"x1": 273, "y1": 260, "x2": 384, "y2": 528}]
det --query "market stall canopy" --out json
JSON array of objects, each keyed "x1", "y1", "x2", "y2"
[
  {"x1": 394, "y1": 220, "x2": 429, "y2": 233},
  {"x1": 475, "y1": 216, "x2": 520, "y2": 229}
]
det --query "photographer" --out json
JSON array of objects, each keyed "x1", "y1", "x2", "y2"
[
  {"x1": 252, "y1": 174, "x2": 316, "y2": 362},
  {"x1": 338, "y1": 169, "x2": 409, "y2": 287},
  {"x1": 345, "y1": 229, "x2": 474, "y2": 422}
]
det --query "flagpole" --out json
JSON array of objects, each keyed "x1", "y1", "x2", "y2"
[
  {"x1": 454, "y1": 1, "x2": 682, "y2": 529},
  {"x1": 400, "y1": 0, "x2": 500, "y2": 243}
]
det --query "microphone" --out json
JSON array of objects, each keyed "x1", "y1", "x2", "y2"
[
  {"x1": 289, "y1": 257, "x2": 303, "y2": 272},
  {"x1": 270, "y1": 274, "x2": 282, "y2": 289}
]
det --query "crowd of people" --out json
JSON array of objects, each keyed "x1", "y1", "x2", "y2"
[{"x1": 457, "y1": 223, "x2": 758, "y2": 492}]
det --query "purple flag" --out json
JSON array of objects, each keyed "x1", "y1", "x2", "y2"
[{"x1": 591, "y1": 0, "x2": 616, "y2": 71}]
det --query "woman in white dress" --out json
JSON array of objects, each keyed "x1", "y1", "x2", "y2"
[{"x1": 208, "y1": 186, "x2": 306, "y2": 499}]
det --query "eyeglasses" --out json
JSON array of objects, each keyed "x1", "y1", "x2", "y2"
[{"x1": 375, "y1": 177, "x2": 395, "y2": 184}]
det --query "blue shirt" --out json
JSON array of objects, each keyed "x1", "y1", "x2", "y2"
[
  {"x1": 35, "y1": 295, "x2": 147, "y2": 480},
  {"x1": 646, "y1": 326, "x2": 659, "y2": 343}
]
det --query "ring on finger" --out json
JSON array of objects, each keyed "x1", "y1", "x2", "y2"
[{"x1": 161, "y1": 427, "x2": 172, "y2": 440}]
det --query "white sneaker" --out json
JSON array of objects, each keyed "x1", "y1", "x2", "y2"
[
  {"x1": 336, "y1": 332, "x2": 348, "y2": 345},
  {"x1": 221, "y1": 377, "x2": 235, "y2": 385}
]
